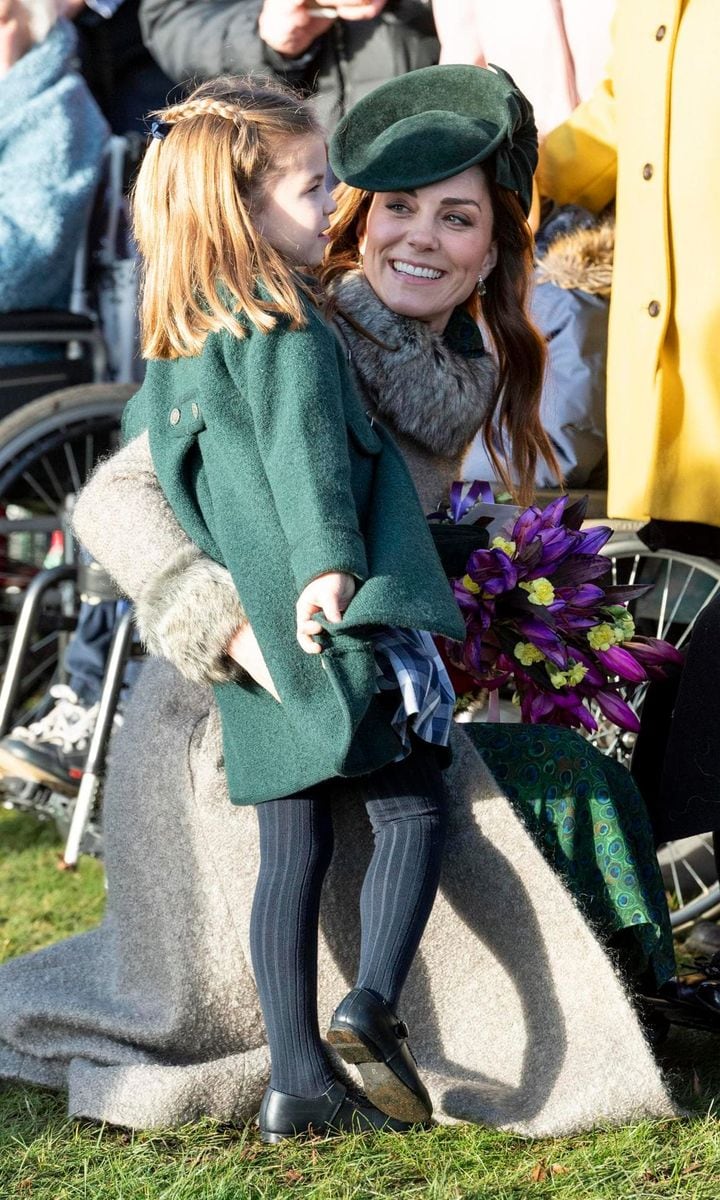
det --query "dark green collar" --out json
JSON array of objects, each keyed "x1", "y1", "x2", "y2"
[{"x1": 443, "y1": 307, "x2": 486, "y2": 359}]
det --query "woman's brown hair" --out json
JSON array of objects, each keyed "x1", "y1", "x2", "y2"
[
  {"x1": 132, "y1": 76, "x2": 321, "y2": 360},
  {"x1": 322, "y1": 174, "x2": 561, "y2": 504}
]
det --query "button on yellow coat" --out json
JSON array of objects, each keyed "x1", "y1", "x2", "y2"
[{"x1": 539, "y1": 0, "x2": 720, "y2": 526}]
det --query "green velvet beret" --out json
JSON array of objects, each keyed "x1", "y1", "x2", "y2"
[{"x1": 329, "y1": 64, "x2": 537, "y2": 217}]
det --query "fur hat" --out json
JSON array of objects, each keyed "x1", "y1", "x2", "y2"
[{"x1": 329, "y1": 64, "x2": 538, "y2": 216}]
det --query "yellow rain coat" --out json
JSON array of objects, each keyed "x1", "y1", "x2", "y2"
[{"x1": 538, "y1": 0, "x2": 720, "y2": 526}]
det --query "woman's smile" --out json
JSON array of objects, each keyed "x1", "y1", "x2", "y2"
[{"x1": 390, "y1": 259, "x2": 445, "y2": 281}]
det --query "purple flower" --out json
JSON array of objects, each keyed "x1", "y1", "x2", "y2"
[
  {"x1": 559, "y1": 583, "x2": 606, "y2": 608},
  {"x1": 438, "y1": 485, "x2": 684, "y2": 736},
  {"x1": 561, "y1": 495, "x2": 589, "y2": 531},
  {"x1": 595, "y1": 689, "x2": 641, "y2": 733},
  {"x1": 575, "y1": 525, "x2": 614, "y2": 555},
  {"x1": 594, "y1": 645, "x2": 648, "y2": 682},
  {"x1": 624, "y1": 637, "x2": 684, "y2": 669}
]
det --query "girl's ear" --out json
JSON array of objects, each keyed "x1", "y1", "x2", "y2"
[{"x1": 481, "y1": 240, "x2": 498, "y2": 279}]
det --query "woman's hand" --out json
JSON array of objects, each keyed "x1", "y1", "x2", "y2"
[
  {"x1": 296, "y1": 571, "x2": 356, "y2": 653},
  {"x1": 226, "y1": 622, "x2": 281, "y2": 702},
  {"x1": 0, "y1": 0, "x2": 32, "y2": 78}
]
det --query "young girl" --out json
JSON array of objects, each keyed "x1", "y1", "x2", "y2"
[{"x1": 125, "y1": 76, "x2": 465, "y2": 1143}]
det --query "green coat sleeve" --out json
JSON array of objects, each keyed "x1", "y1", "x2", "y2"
[{"x1": 222, "y1": 314, "x2": 369, "y2": 594}]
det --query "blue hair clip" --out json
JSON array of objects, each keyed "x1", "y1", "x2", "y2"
[{"x1": 149, "y1": 120, "x2": 170, "y2": 141}]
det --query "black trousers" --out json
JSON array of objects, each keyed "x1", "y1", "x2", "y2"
[{"x1": 633, "y1": 591, "x2": 720, "y2": 848}]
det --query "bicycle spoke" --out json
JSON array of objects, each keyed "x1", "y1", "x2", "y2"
[
  {"x1": 20, "y1": 469, "x2": 59, "y2": 514},
  {"x1": 64, "y1": 440, "x2": 82, "y2": 494},
  {"x1": 660, "y1": 564, "x2": 694, "y2": 640},
  {"x1": 29, "y1": 630, "x2": 61, "y2": 654},
  {"x1": 22, "y1": 651, "x2": 60, "y2": 692},
  {"x1": 85, "y1": 433, "x2": 95, "y2": 481},
  {"x1": 655, "y1": 558, "x2": 671, "y2": 640},
  {"x1": 680, "y1": 856, "x2": 712, "y2": 894},
  {"x1": 668, "y1": 853, "x2": 685, "y2": 910},
  {"x1": 674, "y1": 580, "x2": 720, "y2": 651},
  {"x1": 39, "y1": 455, "x2": 68, "y2": 506}
]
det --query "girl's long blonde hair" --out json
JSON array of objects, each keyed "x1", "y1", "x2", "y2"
[
  {"x1": 133, "y1": 77, "x2": 321, "y2": 360},
  {"x1": 322, "y1": 178, "x2": 561, "y2": 505}
]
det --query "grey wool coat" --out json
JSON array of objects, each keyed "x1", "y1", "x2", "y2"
[{"x1": 0, "y1": 286, "x2": 676, "y2": 1134}]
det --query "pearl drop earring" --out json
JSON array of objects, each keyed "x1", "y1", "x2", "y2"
[{"x1": 477, "y1": 274, "x2": 487, "y2": 296}]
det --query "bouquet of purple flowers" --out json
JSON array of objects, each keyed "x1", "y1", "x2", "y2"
[{"x1": 438, "y1": 484, "x2": 683, "y2": 733}]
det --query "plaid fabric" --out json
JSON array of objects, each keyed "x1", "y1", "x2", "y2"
[{"x1": 371, "y1": 627, "x2": 455, "y2": 759}]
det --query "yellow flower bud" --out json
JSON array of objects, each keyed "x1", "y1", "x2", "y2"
[
  {"x1": 519, "y1": 577, "x2": 556, "y2": 606},
  {"x1": 462, "y1": 574, "x2": 481, "y2": 594},
  {"x1": 491, "y1": 537, "x2": 517, "y2": 557},
  {"x1": 545, "y1": 664, "x2": 568, "y2": 689},
  {"x1": 514, "y1": 641, "x2": 545, "y2": 666},
  {"x1": 566, "y1": 661, "x2": 589, "y2": 686},
  {"x1": 587, "y1": 622, "x2": 617, "y2": 651}
]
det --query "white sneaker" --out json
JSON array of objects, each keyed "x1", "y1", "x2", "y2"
[
  {"x1": 0, "y1": 686, "x2": 100, "y2": 795},
  {"x1": 10, "y1": 684, "x2": 99, "y2": 752}
]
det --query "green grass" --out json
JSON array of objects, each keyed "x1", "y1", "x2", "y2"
[{"x1": 3, "y1": 806, "x2": 720, "y2": 1200}]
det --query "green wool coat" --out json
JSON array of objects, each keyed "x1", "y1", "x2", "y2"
[{"x1": 123, "y1": 297, "x2": 465, "y2": 804}]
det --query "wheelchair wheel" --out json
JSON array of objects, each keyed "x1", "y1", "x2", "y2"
[
  {"x1": 595, "y1": 534, "x2": 720, "y2": 928},
  {"x1": 0, "y1": 383, "x2": 133, "y2": 721}
]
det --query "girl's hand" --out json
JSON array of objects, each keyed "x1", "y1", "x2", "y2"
[
  {"x1": 226, "y1": 622, "x2": 281, "y2": 702},
  {"x1": 296, "y1": 571, "x2": 356, "y2": 653}
]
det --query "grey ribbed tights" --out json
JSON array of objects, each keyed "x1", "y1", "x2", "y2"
[{"x1": 249, "y1": 743, "x2": 447, "y2": 1098}]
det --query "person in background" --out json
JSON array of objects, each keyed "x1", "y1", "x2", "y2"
[
  {"x1": 432, "y1": 0, "x2": 614, "y2": 138},
  {"x1": 0, "y1": 0, "x2": 107, "y2": 366},
  {"x1": 138, "y1": 0, "x2": 439, "y2": 130},
  {"x1": 537, "y1": 0, "x2": 720, "y2": 552},
  {"x1": 63, "y1": 0, "x2": 173, "y2": 135},
  {"x1": 434, "y1": 0, "x2": 617, "y2": 491}
]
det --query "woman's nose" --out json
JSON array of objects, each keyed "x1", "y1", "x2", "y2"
[{"x1": 406, "y1": 220, "x2": 439, "y2": 250}]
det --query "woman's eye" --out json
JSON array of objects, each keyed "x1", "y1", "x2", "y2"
[
  {"x1": 306, "y1": 184, "x2": 321, "y2": 194},
  {"x1": 386, "y1": 202, "x2": 410, "y2": 214},
  {"x1": 445, "y1": 213, "x2": 472, "y2": 227}
]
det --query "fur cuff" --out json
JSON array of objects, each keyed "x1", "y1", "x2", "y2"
[{"x1": 135, "y1": 547, "x2": 246, "y2": 686}]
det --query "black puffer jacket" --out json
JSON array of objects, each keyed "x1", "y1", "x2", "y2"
[{"x1": 139, "y1": 0, "x2": 438, "y2": 130}]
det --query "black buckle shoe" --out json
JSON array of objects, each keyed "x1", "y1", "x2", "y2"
[
  {"x1": 644, "y1": 954, "x2": 720, "y2": 1033},
  {"x1": 258, "y1": 1079, "x2": 416, "y2": 1144},
  {"x1": 326, "y1": 988, "x2": 432, "y2": 1123}
]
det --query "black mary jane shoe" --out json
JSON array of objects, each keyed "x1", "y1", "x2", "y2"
[
  {"x1": 642, "y1": 955, "x2": 720, "y2": 1034},
  {"x1": 326, "y1": 987, "x2": 432, "y2": 1124},
  {"x1": 257, "y1": 1079, "x2": 416, "y2": 1144}
]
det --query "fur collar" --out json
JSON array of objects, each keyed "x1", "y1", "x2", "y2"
[
  {"x1": 535, "y1": 218, "x2": 615, "y2": 296},
  {"x1": 329, "y1": 271, "x2": 497, "y2": 461}
]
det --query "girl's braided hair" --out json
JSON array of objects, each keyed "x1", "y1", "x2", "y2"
[{"x1": 133, "y1": 76, "x2": 322, "y2": 359}]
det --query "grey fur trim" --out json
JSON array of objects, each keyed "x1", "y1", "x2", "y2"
[
  {"x1": 135, "y1": 546, "x2": 246, "y2": 686},
  {"x1": 330, "y1": 271, "x2": 496, "y2": 460},
  {"x1": 535, "y1": 218, "x2": 614, "y2": 296}
]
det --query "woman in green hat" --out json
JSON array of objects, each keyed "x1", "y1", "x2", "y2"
[{"x1": 0, "y1": 65, "x2": 674, "y2": 1138}]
